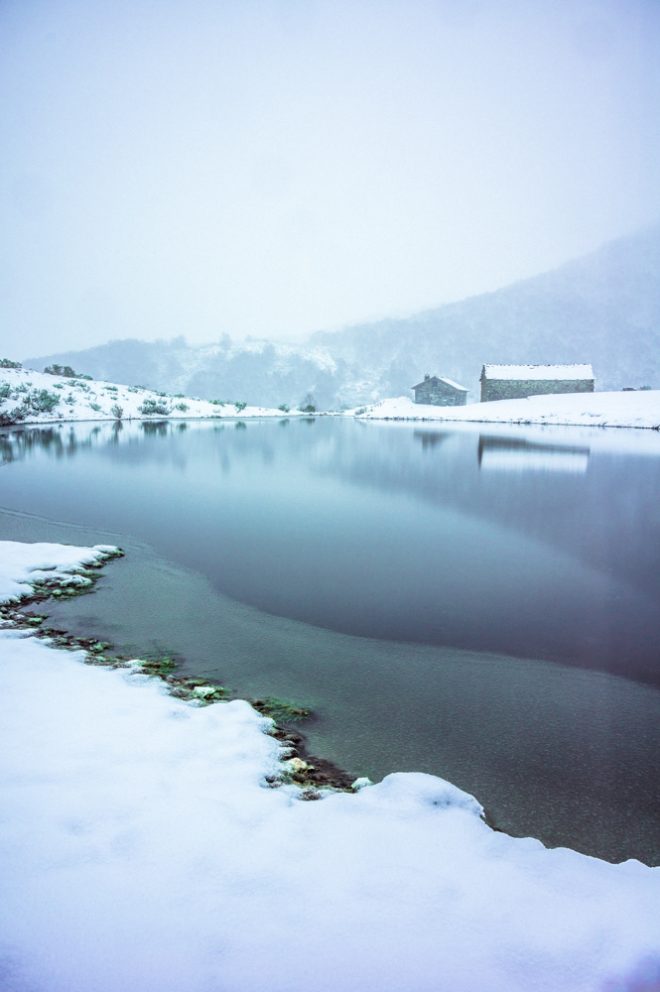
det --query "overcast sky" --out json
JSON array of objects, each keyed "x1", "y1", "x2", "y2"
[{"x1": 1, "y1": 0, "x2": 659, "y2": 357}]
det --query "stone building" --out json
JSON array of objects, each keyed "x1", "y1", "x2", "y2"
[
  {"x1": 412, "y1": 374, "x2": 468, "y2": 406},
  {"x1": 480, "y1": 364, "x2": 594, "y2": 403}
]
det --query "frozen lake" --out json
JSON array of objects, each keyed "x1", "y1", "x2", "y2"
[{"x1": 2, "y1": 417, "x2": 659, "y2": 862}]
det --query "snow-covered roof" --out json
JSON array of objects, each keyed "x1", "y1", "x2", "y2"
[
  {"x1": 438, "y1": 376, "x2": 468, "y2": 391},
  {"x1": 481, "y1": 364, "x2": 594, "y2": 381},
  {"x1": 412, "y1": 376, "x2": 468, "y2": 391}
]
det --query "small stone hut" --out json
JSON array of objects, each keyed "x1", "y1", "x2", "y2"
[
  {"x1": 412, "y1": 374, "x2": 468, "y2": 406},
  {"x1": 480, "y1": 364, "x2": 594, "y2": 403}
]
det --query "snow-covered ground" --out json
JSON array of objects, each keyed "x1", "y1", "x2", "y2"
[
  {"x1": 0, "y1": 366, "x2": 302, "y2": 425},
  {"x1": 354, "y1": 390, "x2": 660, "y2": 430},
  {"x1": 1, "y1": 542, "x2": 659, "y2": 992}
]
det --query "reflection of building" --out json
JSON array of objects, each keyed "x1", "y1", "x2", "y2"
[
  {"x1": 412, "y1": 374, "x2": 468, "y2": 406},
  {"x1": 478, "y1": 436, "x2": 590, "y2": 474},
  {"x1": 480, "y1": 364, "x2": 594, "y2": 402},
  {"x1": 413, "y1": 430, "x2": 449, "y2": 450}
]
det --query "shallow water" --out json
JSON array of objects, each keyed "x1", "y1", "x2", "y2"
[{"x1": 2, "y1": 418, "x2": 660, "y2": 862}]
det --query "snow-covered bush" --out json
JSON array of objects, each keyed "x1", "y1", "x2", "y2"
[
  {"x1": 26, "y1": 389, "x2": 61, "y2": 413},
  {"x1": 139, "y1": 398, "x2": 170, "y2": 416},
  {"x1": 44, "y1": 364, "x2": 91, "y2": 379}
]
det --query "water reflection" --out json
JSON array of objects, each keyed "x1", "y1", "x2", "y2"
[
  {"x1": 1, "y1": 418, "x2": 659, "y2": 687},
  {"x1": 142, "y1": 420, "x2": 169, "y2": 436},
  {"x1": 414, "y1": 430, "x2": 449, "y2": 450},
  {"x1": 478, "y1": 435, "x2": 590, "y2": 473}
]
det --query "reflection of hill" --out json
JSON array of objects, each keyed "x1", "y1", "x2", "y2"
[
  {"x1": 4, "y1": 418, "x2": 660, "y2": 606},
  {"x1": 3, "y1": 418, "x2": 659, "y2": 685},
  {"x1": 478, "y1": 436, "x2": 590, "y2": 474},
  {"x1": 314, "y1": 423, "x2": 660, "y2": 599}
]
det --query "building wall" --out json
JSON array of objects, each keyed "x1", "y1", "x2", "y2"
[
  {"x1": 480, "y1": 378, "x2": 594, "y2": 402},
  {"x1": 414, "y1": 381, "x2": 467, "y2": 406}
]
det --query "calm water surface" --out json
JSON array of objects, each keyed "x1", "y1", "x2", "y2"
[{"x1": 1, "y1": 418, "x2": 659, "y2": 863}]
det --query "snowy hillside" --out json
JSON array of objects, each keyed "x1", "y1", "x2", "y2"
[
  {"x1": 0, "y1": 365, "x2": 301, "y2": 425},
  {"x1": 353, "y1": 390, "x2": 660, "y2": 430},
  {"x1": 1, "y1": 540, "x2": 659, "y2": 992},
  {"x1": 22, "y1": 224, "x2": 660, "y2": 408},
  {"x1": 313, "y1": 223, "x2": 660, "y2": 398}
]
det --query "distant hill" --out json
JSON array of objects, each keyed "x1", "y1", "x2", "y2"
[
  {"x1": 25, "y1": 224, "x2": 660, "y2": 406},
  {"x1": 23, "y1": 337, "x2": 349, "y2": 410},
  {"x1": 310, "y1": 222, "x2": 660, "y2": 399}
]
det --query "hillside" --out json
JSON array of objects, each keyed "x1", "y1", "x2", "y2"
[
  {"x1": 312, "y1": 223, "x2": 660, "y2": 399},
  {"x1": 0, "y1": 366, "x2": 298, "y2": 426},
  {"x1": 24, "y1": 224, "x2": 660, "y2": 406},
  {"x1": 22, "y1": 338, "x2": 346, "y2": 410}
]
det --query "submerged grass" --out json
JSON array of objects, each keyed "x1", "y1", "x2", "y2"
[
  {"x1": 3, "y1": 554, "x2": 356, "y2": 794},
  {"x1": 251, "y1": 696, "x2": 312, "y2": 724}
]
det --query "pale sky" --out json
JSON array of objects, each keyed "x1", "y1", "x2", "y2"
[{"x1": 1, "y1": 0, "x2": 659, "y2": 357}]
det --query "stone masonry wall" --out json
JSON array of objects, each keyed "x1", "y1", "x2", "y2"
[
  {"x1": 414, "y1": 382, "x2": 468, "y2": 406},
  {"x1": 480, "y1": 379, "x2": 594, "y2": 403}
]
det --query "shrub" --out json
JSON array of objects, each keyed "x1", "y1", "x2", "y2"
[
  {"x1": 27, "y1": 389, "x2": 61, "y2": 413},
  {"x1": 44, "y1": 364, "x2": 81, "y2": 377},
  {"x1": 278, "y1": 403, "x2": 290, "y2": 413},
  {"x1": 0, "y1": 407, "x2": 26, "y2": 426},
  {"x1": 89, "y1": 402, "x2": 102, "y2": 412},
  {"x1": 111, "y1": 404, "x2": 123, "y2": 420},
  {"x1": 0, "y1": 383, "x2": 11, "y2": 399},
  {"x1": 0, "y1": 358, "x2": 21, "y2": 369},
  {"x1": 300, "y1": 404, "x2": 316, "y2": 414},
  {"x1": 210, "y1": 399, "x2": 226, "y2": 406},
  {"x1": 174, "y1": 402, "x2": 189, "y2": 412},
  {"x1": 139, "y1": 398, "x2": 170, "y2": 416},
  {"x1": 234, "y1": 401, "x2": 247, "y2": 412}
]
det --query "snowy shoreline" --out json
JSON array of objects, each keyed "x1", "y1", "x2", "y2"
[
  {"x1": 3, "y1": 364, "x2": 660, "y2": 434},
  {"x1": 1, "y1": 540, "x2": 659, "y2": 991},
  {"x1": 350, "y1": 390, "x2": 660, "y2": 430}
]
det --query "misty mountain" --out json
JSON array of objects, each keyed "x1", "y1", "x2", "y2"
[
  {"x1": 23, "y1": 337, "x2": 350, "y2": 410},
  {"x1": 24, "y1": 224, "x2": 660, "y2": 406},
  {"x1": 310, "y1": 223, "x2": 660, "y2": 399}
]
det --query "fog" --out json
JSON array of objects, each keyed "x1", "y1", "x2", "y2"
[{"x1": 1, "y1": 0, "x2": 659, "y2": 357}]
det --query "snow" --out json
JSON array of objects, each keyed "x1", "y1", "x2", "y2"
[
  {"x1": 1, "y1": 540, "x2": 659, "y2": 992},
  {"x1": 353, "y1": 390, "x2": 660, "y2": 430},
  {"x1": 0, "y1": 367, "x2": 304, "y2": 425},
  {"x1": 482, "y1": 364, "x2": 594, "y2": 380},
  {"x1": 438, "y1": 375, "x2": 468, "y2": 390}
]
